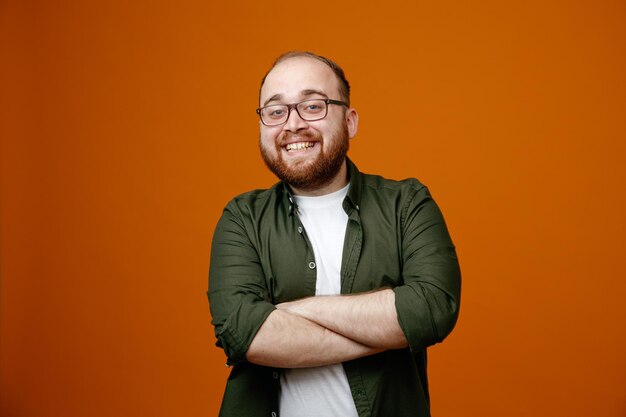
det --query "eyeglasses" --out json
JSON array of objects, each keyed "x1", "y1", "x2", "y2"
[{"x1": 256, "y1": 98, "x2": 348, "y2": 126}]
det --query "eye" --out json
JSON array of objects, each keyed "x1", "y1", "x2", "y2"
[
  {"x1": 264, "y1": 106, "x2": 287, "y2": 119},
  {"x1": 300, "y1": 100, "x2": 325, "y2": 114}
]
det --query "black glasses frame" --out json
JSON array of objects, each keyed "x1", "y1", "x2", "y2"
[{"x1": 256, "y1": 98, "x2": 348, "y2": 126}]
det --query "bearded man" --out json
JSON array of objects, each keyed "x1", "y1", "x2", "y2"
[{"x1": 208, "y1": 51, "x2": 461, "y2": 417}]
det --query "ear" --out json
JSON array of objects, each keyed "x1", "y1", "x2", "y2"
[{"x1": 345, "y1": 108, "x2": 359, "y2": 139}]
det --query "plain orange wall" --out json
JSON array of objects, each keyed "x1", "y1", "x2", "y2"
[{"x1": 2, "y1": 1, "x2": 625, "y2": 416}]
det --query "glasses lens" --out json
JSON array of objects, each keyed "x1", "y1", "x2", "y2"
[
  {"x1": 261, "y1": 105, "x2": 289, "y2": 125},
  {"x1": 297, "y1": 100, "x2": 327, "y2": 121}
]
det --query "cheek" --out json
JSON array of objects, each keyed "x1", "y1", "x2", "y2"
[
  {"x1": 321, "y1": 125, "x2": 342, "y2": 146},
  {"x1": 260, "y1": 130, "x2": 281, "y2": 152},
  {"x1": 259, "y1": 130, "x2": 273, "y2": 144}
]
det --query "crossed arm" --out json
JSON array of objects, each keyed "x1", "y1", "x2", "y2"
[
  {"x1": 210, "y1": 192, "x2": 461, "y2": 369},
  {"x1": 246, "y1": 288, "x2": 407, "y2": 368}
]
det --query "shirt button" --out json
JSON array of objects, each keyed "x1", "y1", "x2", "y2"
[
  {"x1": 308, "y1": 262, "x2": 316, "y2": 269},
  {"x1": 272, "y1": 371, "x2": 279, "y2": 379},
  {"x1": 297, "y1": 226, "x2": 303, "y2": 233},
  {"x1": 271, "y1": 412, "x2": 277, "y2": 417}
]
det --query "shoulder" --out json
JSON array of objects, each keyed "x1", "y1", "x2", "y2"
[
  {"x1": 228, "y1": 184, "x2": 279, "y2": 206},
  {"x1": 353, "y1": 169, "x2": 441, "y2": 231},
  {"x1": 222, "y1": 182, "x2": 286, "y2": 219},
  {"x1": 359, "y1": 171, "x2": 432, "y2": 203},
  {"x1": 356, "y1": 171, "x2": 452, "y2": 243}
]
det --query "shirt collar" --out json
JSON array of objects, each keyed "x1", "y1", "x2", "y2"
[{"x1": 344, "y1": 157, "x2": 362, "y2": 212}]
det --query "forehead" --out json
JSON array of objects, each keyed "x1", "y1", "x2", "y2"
[{"x1": 260, "y1": 57, "x2": 341, "y2": 104}]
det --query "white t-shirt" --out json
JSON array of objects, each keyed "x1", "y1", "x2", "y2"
[{"x1": 279, "y1": 183, "x2": 358, "y2": 417}]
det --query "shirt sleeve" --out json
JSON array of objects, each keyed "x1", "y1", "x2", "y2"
[
  {"x1": 393, "y1": 185, "x2": 462, "y2": 352},
  {"x1": 208, "y1": 202, "x2": 276, "y2": 365}
]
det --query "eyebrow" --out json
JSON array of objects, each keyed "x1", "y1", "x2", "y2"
[
  {"x1": 262, "y1": 89, "x2": 329, "y2": 107},
  {"x1": 302, "y1": 89, "x2": 329, "y2": 99}
]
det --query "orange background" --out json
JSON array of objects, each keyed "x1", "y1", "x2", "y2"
[{"x1": 1, "y1": 1, "x2": 625, "y2": 416}]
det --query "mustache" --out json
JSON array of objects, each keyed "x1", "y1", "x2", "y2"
[{"x1": 278, "y1": 131, "x2": 321, "y2": 145}]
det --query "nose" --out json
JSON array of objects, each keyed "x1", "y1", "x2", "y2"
[{"x1": 283, "y1": 106, "x2": 308, "y2": 132}]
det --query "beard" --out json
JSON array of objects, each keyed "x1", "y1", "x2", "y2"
[{"x1": 259, "y1": 124, "x2": 350, "y2": 192}]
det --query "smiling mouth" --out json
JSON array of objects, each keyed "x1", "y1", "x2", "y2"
[{"x1": 285, "y1": 141, "x2": 315, "y2": 151}]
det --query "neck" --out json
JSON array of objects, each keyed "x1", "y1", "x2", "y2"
[{"x1": 290, "y1": 161, "x2": 348, "y2": 197}]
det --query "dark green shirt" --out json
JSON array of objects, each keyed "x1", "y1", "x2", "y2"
[{"x1": 208, "y1": 159, "x2": 461, "y2": 417}]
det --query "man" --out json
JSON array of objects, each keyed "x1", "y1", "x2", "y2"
[{"x1": 208, "y1": 51, "x2": 461, "y2": 417}]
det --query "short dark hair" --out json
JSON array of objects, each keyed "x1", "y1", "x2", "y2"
[{"x1": 259, "y1": 51, "x2": 351, "y2": 106}]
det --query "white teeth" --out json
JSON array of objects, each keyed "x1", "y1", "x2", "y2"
[{"x1": 286, "y1": 142, "x2": 315, "y2": 151}]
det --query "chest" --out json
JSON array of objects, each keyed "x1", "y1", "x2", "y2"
[{"x1": 255, "y1": 210, "x2": 404, "y2": 303}]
